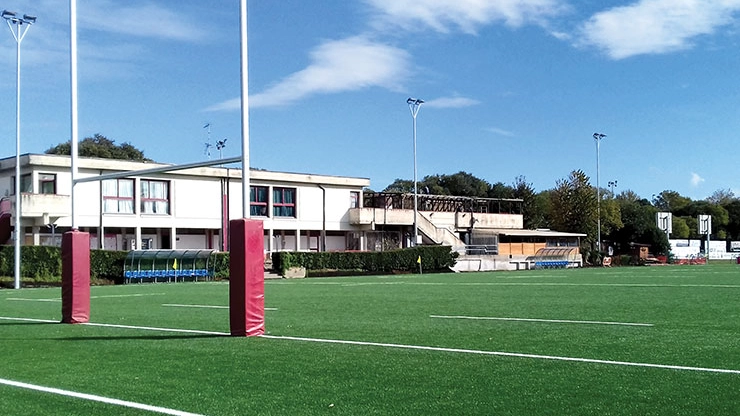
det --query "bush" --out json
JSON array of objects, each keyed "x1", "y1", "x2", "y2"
[
  {"x1": 0, "y1": 245, "x2": 62, "y2": 281},
  {"x1": 272, "y1": 246, "x2": 458, "y2": 276},
  {"x1": 90, "y1": 249, "x2": 128, "y2": 284}
]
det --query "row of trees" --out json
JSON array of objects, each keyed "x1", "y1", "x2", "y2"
[{"x1": 384, "y1": 171, "x2": 739, "y2": 259}]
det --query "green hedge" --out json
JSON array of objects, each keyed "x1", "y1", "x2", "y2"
[
  {"x1": 0, "y1": 245, "x2": 129, "y2": 284},
  {"x1": 271, "y1": 246, "x2": 458, "y2": 276}
]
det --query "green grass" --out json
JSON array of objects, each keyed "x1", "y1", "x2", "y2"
[{"x1": 1, "y1": 264, "x2": 739, "y2": 415}]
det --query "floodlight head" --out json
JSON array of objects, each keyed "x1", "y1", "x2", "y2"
[
  {"x1": 407, "y1": 97, "x2": 424, "y2": 105},
  {"x1": 2, "y1": 10, "x2": 17, "y2": 19},
  {"x1": 593, "y1": 132, "x2": 606, "y2": 140},
  {"x1": 22, "y1": 15, "x2": 36, "y2": 24}
]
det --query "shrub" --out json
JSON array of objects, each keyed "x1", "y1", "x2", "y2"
[{"x1": 272, "y1": 246, "x2": 458, "y2": 276}]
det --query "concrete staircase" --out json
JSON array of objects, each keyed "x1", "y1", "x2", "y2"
[{"x1": 416, "y1": 212, "x2": 465, "y2": 246}]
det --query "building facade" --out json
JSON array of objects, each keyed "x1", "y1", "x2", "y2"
[
  {"x1": 0, "y1": 154, "x2": 584, "y2": 270},
  {"x1": 0, "y1": 154, "x2": 369, "y2": 253}
]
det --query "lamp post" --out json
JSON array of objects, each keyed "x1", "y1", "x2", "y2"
[
  {"x1": 593, "y1": 133, "x2": 606, "y2": 258},
  {"x1": 3, "y1": 10, "x2": 36, "y2": 290},
  {"x1": 407, "y1": 97, "x2": 424, "y2": 246}
]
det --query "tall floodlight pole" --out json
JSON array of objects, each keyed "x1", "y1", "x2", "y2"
[
  {"x1": 593, "y1": 133, "x2": 606, "y2": 259},
  {"x1": 407, "y1": 98, "x2": 424, "y2": 246},
  {"x1": 3, "y1": 10, "x2": 36, "y2": 290}
]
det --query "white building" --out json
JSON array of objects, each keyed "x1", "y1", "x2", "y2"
[
  {"x1": 0, "y1": 154, "x2": 585, "y2": 271},
  {"x1": 0, "y1": 154, "x2": 369, "y2": 253}
]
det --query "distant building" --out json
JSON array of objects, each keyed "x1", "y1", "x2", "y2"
[
  {"x1": 0, "y1": 154, "x2": 585, "y2": 270},
  {"x1": 0, "y1": 154, "x2": 368, "y2": 252}
]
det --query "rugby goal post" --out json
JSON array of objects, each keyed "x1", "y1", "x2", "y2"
[{"x1": 62, "y1": 0, "x2": 263, "y2": 335}]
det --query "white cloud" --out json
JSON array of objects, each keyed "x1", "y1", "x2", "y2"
[
  {"x1": 486, "y1": 127, "x2": 515, "y2": 137},
  {"x1": 206, "y1": 37, "x2": 410, "y2": 110},
  {"x1": 690, "y1": 172, "x2": 705, "y2": 187},
  {"x1": 579, "y1": 0, "x2": 740, "y2": 59},
  {"x1": 365, "y1": 0, "x2": 568, "y2": 34},
  {"x1": 423, "y1": 96, "x2": 480, "y2": 108},
  {"x1": 80, "y1": 1, "x2": 207, "y2": 42}
]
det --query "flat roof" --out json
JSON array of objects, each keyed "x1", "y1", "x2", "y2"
[{"x1": 0, "y1": 154, "x2": 370, "y2": 188}]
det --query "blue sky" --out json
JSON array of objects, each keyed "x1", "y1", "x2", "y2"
[{"x1": 1, "y1": 0, "x2": 739, "y2": 200}]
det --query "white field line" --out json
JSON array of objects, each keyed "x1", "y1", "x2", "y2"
[
  {"x1": 0, "y1": 377, "x2": 204, "y2": 416},
  {"x1": 81, "y1": 322, "x2": 230, "y2": 336},
  {"x1": 0, "y1": 316, "x2": 57, "y2": 323},
  {"x1": 162, "y1": 303, "x2": 278, "y2": 311},
  {"x1": 1, "y1": 316, "x2": 737, "y2": 375},
  {"x1": 0, "y1": 316, "x2": 229, "y2": 335},
  {"x1": 429, "y1": 315, "x2": 654, "y2": 327},
  {"x1": 5, "y1": 293, "x2": 166, "y2": 303},
  {"x1": 298, "y1": 281, "x2": 740, "y2": 289},
  {"x1": 261, "y1": 334, "x2": 740, "y2": 375}
]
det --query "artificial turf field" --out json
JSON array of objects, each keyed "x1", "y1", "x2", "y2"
[{"x1": 1, "y1": 263, "x2": 739, "y2": 415}]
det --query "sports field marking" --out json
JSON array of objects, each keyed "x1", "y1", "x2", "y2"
[
  {"x1": 0, "y1": 316, "x2": 57, "y2": 323},
  {"x1": 1, "y1": 316, "x2": 737, "y2": 375},
  {"x1": 81, "y1": 321, "x2": 230, "y2": 336},
  {"x1": 429, "y1": 315, "x2": 654, "y2": 327},
  {"x1": 0, "y1": 377, "x2": 204, "y2": 416},
  {"x1": 5, "y1": 293, "x2": 166, "y2": 303},
  {"x1": 261, "y1": 334, "x2": 740, "y2": 375},
  {"x1": 91, "y1": 293, "x2": 167, "y2": 299},
  {"x1": 162, "y1": 303, "x2": 278, "y2": 311},
  {"x1": 293, "y1": 281, "x2": 740, "y2": 289},
  {"x1": 0, "y1": 317, "x2": 229, "y2": 335}
]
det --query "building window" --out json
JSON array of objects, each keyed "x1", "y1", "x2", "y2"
[
  {"x1": 39, "y1": 173, "x2": 56, "y2": 194},
  {"x1": 141, "y1": 179, "x2": 170, "y2": 214},
  {"x1": 273, "y1": 187, "x2": 296, "y2": 217},
  {"x1": 102, "y1": 178, "x2": 134, "y2": 214},
  {"x1": 11, "y1": 174, "x2": 32, "y2": 194},
  {"x1": 250, "y1": 186, "x2": 269, "y2": 217},
  {"x1": 350, "y1": 191, "x2": 360, "y2": 208}
]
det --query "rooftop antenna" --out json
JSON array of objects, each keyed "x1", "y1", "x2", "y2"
[{"x1": 203, "y1": 123, "x2": 212, "y2": 159}]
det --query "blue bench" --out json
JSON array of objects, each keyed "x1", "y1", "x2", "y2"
[
  {"x1": 534, "y1": 260, "x2": 569, "y2": 269},
  {"x1": 124, "y1": 268, "x2": 211, "y2": 283}
]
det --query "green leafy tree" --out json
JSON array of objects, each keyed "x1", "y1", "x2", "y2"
[
  {"x1": 512, "y1": 176, "x2": 543, "y2": 229},
  {"x1": 439, "y1": 171, "x2": 490, "y2": 197},
  {"x1": 45, "y1": 133, "x2": 151, "y2": 162},
  {"x1": 671, "y1": 216, "x2": 690, "y2": 239},
  {"x1": 723, "y1": 200, "x2": 740, "y2": 240},
  {"x1": 549, "y1": 170, "x2": 597, "y2": 243},
  {"x1": 653, "y1": 190, "x2": 691, "y2": 214},
  {"x1": 488, "y1": 181, "x2": 515, "y2": 199},
  {"x1": 383, "y1": 179, "x2": 414, "y2": 193},
  {"x1": 707, "y1": 188, "x2": 735, "y2": 205}
]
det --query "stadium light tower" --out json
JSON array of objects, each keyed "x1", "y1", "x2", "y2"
[
  {"x1": 3, "y1": 10, "x2": 36, "y2": 290},
  {"x1": 407, "y1": 97, "x2": 424, "y2": 246},
  {"x1": 608, "y1": 180, "x2": 618, "y2": 196},
  {"x1": 593, "y1": 132, "x2": 606, "y2": 258}
]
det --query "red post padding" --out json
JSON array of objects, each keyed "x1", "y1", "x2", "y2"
[
  {"x1": 61, "y1": 230, "x2": 90, "y2": 324},
  {"x1": 229, "y1": 219, "x2": 265, "y2": 336}
]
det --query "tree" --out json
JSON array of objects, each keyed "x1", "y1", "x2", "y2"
[
  {"x1": 671, "y1": 216, "x2": 690, "y2": 239},
  {"x1": 488, "y1": 181, "x2": 514, "y2": 199},
  {"x1": 652, "y1": 190, "x2": 691, "y2": 214},
  {"x1": 724, "y1": 200, "x2": 740, "y2": 240},
  {"x1": 383, "y1": 179, "x2": 414, "y2": 193},
  {"x1": 549, "y1": 170, "x2": 597, "y2": 242},
  {"x1": 45, "y1": 133, "x2": 151, "y2": 162},
  {"x1": 439, "y1": 171, "x2": 490, "y2": 197},
  {"x1": 512, "y1": 176, "x2": 542, "y2": 229},
  {"x1": 707, "y1": 188, "x2": 736, "y2": 205}
]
